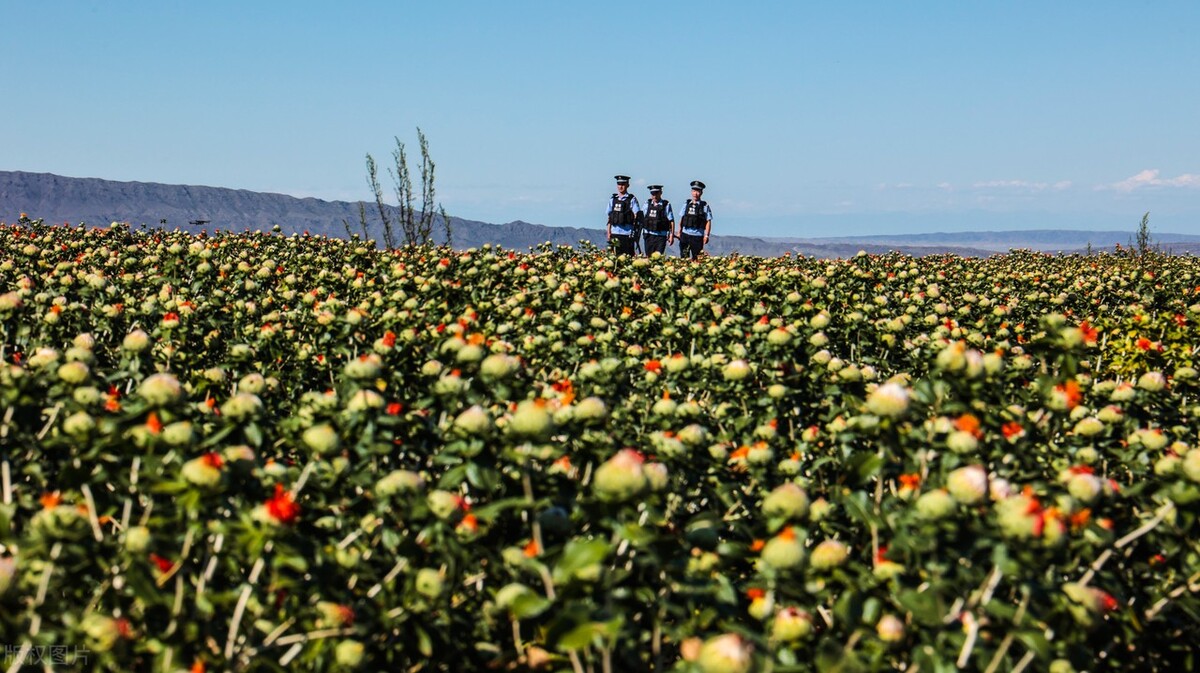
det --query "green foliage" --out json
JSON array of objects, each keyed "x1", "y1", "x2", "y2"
[{"x1": 0, "y1": 223, "x2": 1198, "y2": 671}]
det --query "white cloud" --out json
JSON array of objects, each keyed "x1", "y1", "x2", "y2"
[
  {"x1": 1105, "y1": 169, "x2": 1200, "y2": 192},
  {"x1": 971, "y1": 180, "x2": 1073, "y2": 192}
]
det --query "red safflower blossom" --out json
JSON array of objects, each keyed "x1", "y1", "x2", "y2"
[
  {"x1": 386, "y1": 402, "x2": 403, "y2": 416},
  {"x1": 1079, "y1": 320, "x2": 1099, "y2": 345},
  {"x1": 382, "y1": 331, "x2": 397, "y2": 347},
  {"x1": 1098, "y1": 591, "x2": 1119, "y2": 613},
  {"x1": 146, "y1": 411, "x2": 163, "y2": 435},
  {"x1": 1002, "y1": 421, "x2": 1025, "y2": 440},
  {"x1": 456, "y1": 513, "x2": 479, "y2": 534},
  {"x1": 150, "y1": 553, "x2": 174, "y2": 574},
  {"x1": 875, "y1": 545, "x2": 890, "y2": 565},
  {"x1": 264, "y1": 484, "x2": 301, "y2": 525},
  {"x1": 955, "y1": 414, "x2": 984, "y2": 439},
  {"x1": 1055, "y1": 380, "x2": 1083, "y2": 410},
  {"x1": 201, "y1": 452, "x2": 224, "y2": 469},
  {"x1": 1136, "y1": 337, "x2": 1153, "y2": 351}
]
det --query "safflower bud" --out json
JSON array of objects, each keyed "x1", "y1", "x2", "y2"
[
  {"x1": 347, "y1": 390, "x2": 385, "y2": 413},
  {"x1": 334, "y1": 640, "x2": 365, "y2": 669},
  {"x1": 415, "y1": 567, "x2": 444, "y2": 598},
  {"x1": 1182, "y1": 449, "x2": 1200, "y2": 483},
  {"x1": 221, "y1": 392, "x2": 263, "y2": 419},
  {"x1": 761, "y1": 528, "x2": 805, "y2": 570},
  {"x1": 181, "y1": 454, "x2": 223, "y2": 489},
  {"x1": 139, "y1": 373, "x2": 182, "y2": 406},
  {"x1": 722, "y1": 359, "x2": 752, "y2": 381},
  {"x1": 0, "y1": 556, "x2": 15, "y2": 592},
  {"x1": 57, "y1": 361, "x2": 89, "y2": 385},
  {"x1": 62, "y1": 411, "x2": 96, "y2": 437},
  {"x1": 1138, "y1": 372, "x2": 1166, "y2": 392},
  {"x1": 876, "y1": 614, "x2": 906, "y2": 644},
  {"x1": 81, "y1": 614, "x2": 124, "y2": 653},
  {"x1": 480, "y1": 353, "x2": 519, "y2": 380},
  {"x1": 644, "y1": 462, "x2": 670, "y2": 491},
  {"x1": 124, "y1": 526, "x2": 151, "y2": 553},
  {"x1": 915, "y1": 489, "x2": 956, "y2": 520},
  {"x1": 696, "y1": 633, "x2": 753, "y2": 673},
  {"x1": 573, "y1": 396, "x2": 608, "y2": 423},
  {"x1": 122, "y1": 329, "x2": 151, "y2": 353},
  {"x1": 593, "y1": 449, "x2": 647, "y2": 501},
  {"x1": 767, "y1": 328, "x2": 792, "y2": 346},
  {"x1": 343, "y1": 354, "x2": 381, "y2": 380},
  {"x1": 427, "y1": 490, "x2": 463, "y2": 519},
  {"x1": 302, "y1": 423, "x2": 341, "y2": 455},
  {"x1": 508, "y1": 400, "x2": 553, "y2": 439},
  {"x1": 947, "y1": 466, "x2": 989, "y2": 504},
  {"x1": 761, "y1": 483, "x2": 809, "y2": 520},
  {"x1": 772, "y1": 607, "x2": 814, "y2": 641},
  {"x1": 376, "y1": 469, "x2": 425, "y2": 496},
  {"x1": 1067, "y1": 472, "x2": 1103, "y2": 503},
  {"x1": 162, "y1": 421, "x2": 194, "y2": 447},
  {"x1": 946, "y1": 430, "x2": 979, "y2": 454},
  {"x1": 1073, "y1": 417, "x2": 1105, "y2": 436},
  {"x1": 238, "y1": 372, "x2": 266, "y2": 394},
  {"x1": 865, "y1": 383, "x2": 910, "y2": 418},
  {"x1": 809, "y1": 539, "x2": 849, "y2": 570}
]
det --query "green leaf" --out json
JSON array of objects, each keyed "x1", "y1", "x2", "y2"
[
  {"x1": 552, "y1": 538, "x2": 610, "y2": 584},
  {"x1": 557, "y1": 622, "x2": 599, "y2": 650},
  {"x1": 896, "y1": 588, "x2": 941, "y2": 625},
  {"x1": 243, "y1": 422, "x2": 263, "y2": 448},
  {"x1": 1015, "y1": 630, "x2": 1051, "y2": 661},
  {"x1": 510, "y1": 593, "x2": 551, "y2": 619}
]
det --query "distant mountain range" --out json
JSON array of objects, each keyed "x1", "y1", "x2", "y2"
[{"x1": 3, "y1": 171, "x2": 1198, "y2": 257}]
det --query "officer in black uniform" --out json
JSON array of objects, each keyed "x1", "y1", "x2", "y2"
[
  {"x1": 641, "y1": 185, "x2": 674, "y2": 256},
  {"x1": 676, "y1": 180, "x2": 712, "y2": 260},
  {"x1": 606, "y1": 175, "x2": 641, "y2": 256}
]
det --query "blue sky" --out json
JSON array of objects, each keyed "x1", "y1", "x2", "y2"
[{"x1": 3, "y1": 2, "x2": 1198, "y2": 238}]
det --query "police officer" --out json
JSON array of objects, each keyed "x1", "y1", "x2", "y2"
[
  {"x1": 676, "y1": 180, "x2": 712, "y2": 259},
  {"x1": 606, "y1": 175, "x2": 641, "y2": 256},
  {"x1": 641, "y1": 185, "x2": 674, "y2": 256}
]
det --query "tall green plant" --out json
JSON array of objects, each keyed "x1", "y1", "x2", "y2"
[
  {"x1": 1136, "y1": 211, "x2": 1152, "y2": 258},
  {"x1": 362, "y1": 128, "x2": 452, "y2": 248}
]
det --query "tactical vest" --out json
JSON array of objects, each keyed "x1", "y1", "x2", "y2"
[
  {"x1": 680, "y1": 199, "x2": 708, "y2": 234},
  {"x1": 608, "y1": 194, "x2": 636, "y2": 228},
  {"x1": 643, "y1": 199, "x2": 671, "y2": 233}
]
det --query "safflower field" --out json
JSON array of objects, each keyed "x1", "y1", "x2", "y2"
[{"x1": 1, "y1": 217, "x2": 1199, "y2": 672}]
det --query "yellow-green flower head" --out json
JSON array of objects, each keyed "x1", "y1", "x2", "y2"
[
  {"x1": 140, "y1": 373, "x2": 183, "y2": 406},
  {"x1": 593, "y1": 449, "x2": 647, "y2": 502}
]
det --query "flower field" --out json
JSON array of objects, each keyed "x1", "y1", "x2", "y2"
[{"x1": 1, "y1": 218, "x2": 1199, "y2": 672}]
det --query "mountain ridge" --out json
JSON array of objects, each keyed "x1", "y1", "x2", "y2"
[{"x1": 3, "y1": 170, "x2": 1193, "y2": 257}]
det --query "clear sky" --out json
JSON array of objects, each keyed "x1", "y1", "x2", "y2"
[{"x1": 4, "y1": 1, "x2": 1198, "y2": 238}]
